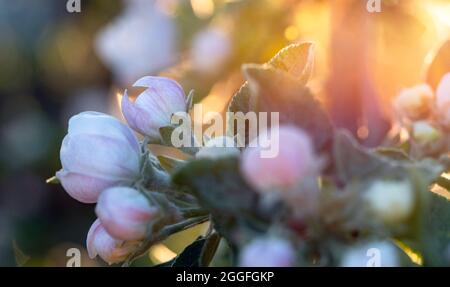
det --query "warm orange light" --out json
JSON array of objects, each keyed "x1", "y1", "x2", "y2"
[
  {"x1": 191, "y1": 0, "x2": 215, "y2": 19},
  {"x1": 149, "y1": 244, "x2": 177, "y2": 264},
  {"x1": 284, "y1": 25, "x2": 299, "y2": 41},
  {"x1": 116, "y1": 92, "x2": 122, "y2": 109}
]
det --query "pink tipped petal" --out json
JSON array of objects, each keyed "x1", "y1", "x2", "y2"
[
  {"x1": 56, "y1": 170, "x2": 123, "y2": 203},
  {"x1": 241, "y1": 126, "x2": 317, "y2": 192},
  {"x1": 122, "y1": 76, "x2": 187, "y2": 139},
  {"x1": 122, "y1": 91, "x2": 163, "y2": 139},
  {"x1": 86, "y1": 219, "x2": 102, "y2": 259},
  {"x1": 86, "y1": 219, "x2": 136, "y2": 264},
  {"x1": 133, "y1": 76, "x2": 186, "y2": 112},
  {"x1": 96, "y1": 187, "x2": 158, "y2": 241}
]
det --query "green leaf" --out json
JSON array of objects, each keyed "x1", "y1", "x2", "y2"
[
  {"x1": 227, "y1": 42, "x2": 315, "y2": 132},
  {"x1": 157, "y1": 155, "x2": 185, "y2": 173},
  {"x1": 12, "y1": 241, "x2": 30, "y2": 267},
  {"x1": 159, "y1": 126, "x2": 198, "y2": 155},
  {"x1": 268, "y1": 42, "x2": 315, "y2": 85},
  {"x1": 228, "y1": 83, "x2": 251, "y2": 115},
  {"x1": 172, "y1": 157, "x2": 270, "y2": 246},
  {"x1": 172, "y1": 157, "x2": 258, "y2": 215},
  {"x1": 156, "y1": 233, "x2": 221, "y2": 267},
  {"x1": 375, "y1": 147, "x2": 410, "y2": 161},
  {"x1": 243, "y1": 64, "x2": 333, "y2": 151},
  {"x1": 420, "y1": 193, "x2": 450, "y2": 266},
  {"x1": 333, "y1": 131, "x2": 445, "y2": 184},
  {"x1": 200, "y1": 232, "x2": 221, "y2": 267}
]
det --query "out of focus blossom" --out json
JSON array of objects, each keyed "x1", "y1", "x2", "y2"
[
  {"x1": 364, "y1": 180, "x2": 414, "y2": 225},
  {"x1": 412, "y1": 121, "x2": 441, "y2": 144},
  {"x1": 196, "y1": 136, "x2": 240, "y2": 159},
  {"x1": 341, "y1": 241, "x2": 399, "y2": 267},
  {"x1": 56, "y1": 112, "x2": 141, "y2": 203},
  {"x1": 436, "y1": 73, "x2": 450, "y2": 128},
  {"x1": 394, "y1": 84, "x2": 434, "y2": 120},
  {"x1": 95, "y1": 0, "x2": 177, "y2": 84},
  {"x1": 241, "y1": 126, "x2": 318, "y2": 192},
  {"x1": 239, "y1": 237, "x2": 295, "y2": 267},
  {"x1": 96, "y1": 187, "x2": 158, "y2": 241},
  {"x1": 121, "y1": 76, "x2": 186, "y2": 140},
  {"x1": 87, "y1": 219, "x2": 139, "y2": 265},
  {"x1": 191, "y1": 27, "x2": 232, "y2": 74}
]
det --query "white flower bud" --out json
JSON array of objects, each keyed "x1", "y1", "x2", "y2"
[
  {"x1": 86, "y1": 219, "x2": 140, "y2": 265},
  {"x1": 56, "y1": 112, "x2": 141, "y2": 203},
  {"x1": 364, "y1": 180, "x2": 414, "y2": 224},
  {"x1": 121, "y1": 76, "x2": 186, "y2": 140},
  {"x1": 96, "y1": 187, "x2": 159, "y2": 241},
  {"x1": 239, "y1": 237, "x2": 295, "y2": 267},
  {"x1": 394, "y1": 84, "x2": 434, "y2": 120},
  {"x1": 412, "y1": 121, "x2": 441, "y2": 144}
]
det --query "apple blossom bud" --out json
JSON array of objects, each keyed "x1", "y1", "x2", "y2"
[
  {"x1": 341, "y1": 241, "x2": 399, "y2": 267},
  {"x1": 96, "y1": 187, "x2": 159, "y2": 241},
  {"x1": 394, "y1": 84, "x2": 434, "y2": 120},
  {"x1": 412, "y1": 121, "x2": 441, "y2": 144},
  {"x1": 121, "y1": 76, "x2": 186, "y2": 140},
  {"x1": 56, "y1": 112, "x2": 141, "y2": 203},
  {"x1": 241, "y1": 126, "x2": 318, "y2": 192},
  {"x1": 436, "y1": 73, "x2": 450, "y2": 128},
  {"x1": 196, "y1": 136, "x2": 240, "y2": 159},
  {"x1": 239, "y1": 237, "x2": 295, "y2": 267},
  {"x1": 364, "y1": 180, "x2": 414, "y2": 224},
  {"x1": 86, "y1": 219, "x2": 140, "y2": 265}
]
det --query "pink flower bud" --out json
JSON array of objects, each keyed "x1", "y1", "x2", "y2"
[
  {"x1": 56, "y1": 112, "x2": 141, "y2": 203},
  {"x1": 394, "y1": 84, "x2": 434, "y2": 120},
  {"x1": 96, "y1": 187, "x2": 158, "y2": 241},
  {"x1": 239, "y1": 237, "x2": 295, "y2": 267},
  {"x1": 436, "y1": 73, "x2": 450, "y2": 127},
  {"x1": 121, "y1": 76, "x2": 186, "y2": 140},
  {"x1": 86, "y1": 219, "x2": 140, "y2": 265},
  {"x1": 241, "y1": 126, "x2": 318, "y2": 192}
]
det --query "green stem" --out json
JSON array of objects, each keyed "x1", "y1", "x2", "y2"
[{"x1": 180, "y1": 207, "x2": 209, "y2": 218}]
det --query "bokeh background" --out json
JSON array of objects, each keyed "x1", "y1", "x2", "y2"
[{"x1": 0, "y1": 0, "x2": 449, "y2": 266}]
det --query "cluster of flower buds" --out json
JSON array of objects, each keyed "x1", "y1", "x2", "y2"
[
  {"x1": 55, "y1": 76, "x2": 190, "y2": 264},
  {"x1": 393, "y1": 73, "x2": 450, "y2": 156}
]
